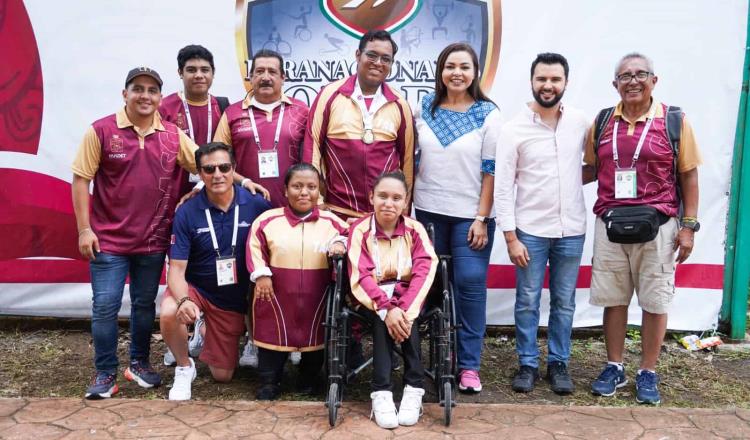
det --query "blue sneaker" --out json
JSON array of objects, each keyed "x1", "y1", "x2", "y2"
[
  {"x1": 124, "y1": 359, "x2": 162, "y2": 388},
  {"x1": 635, "y1": 370, "x2": 661, "y2": 404},
  {"x1": 85, "y1": 371, "x2": 119, "y2": 400},
  {"x1": 591, "y1": 364, "x2": 627, "y2": 396}
]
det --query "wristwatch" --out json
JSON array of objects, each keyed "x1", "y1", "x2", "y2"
[
  {"x1": 680, "y1": 218, "x2": 701, "y2": 232},
  {"x1": 475, "y1": 215, "x2": 492, "y2": 224}
]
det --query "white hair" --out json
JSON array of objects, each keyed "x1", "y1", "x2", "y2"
[{"x1": 614, "y1": 52, "x2": 654, "y2": 78}]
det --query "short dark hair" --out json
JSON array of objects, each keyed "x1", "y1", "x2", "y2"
[
  {"x1": 251, "y1": 49, "x2": 285, "y2": 76},
  {"x1": 358, "y1": 30, "x2": 398, "y2": 56},
  {"x1": 530, "y1": 52, "x2": 569, "y2": 80},
  {"x1": 284, "y1": 162, "x2": 321, "y2": 186},
  {"x1": 177, "y1": 45, "x2": 215, "y2": 72},
  {"x1": 195, "y1": 142, "x2": 235, "y2": 168},
  {"x1": 372, "y1": 170, "x2": 408, "y2": 194}
]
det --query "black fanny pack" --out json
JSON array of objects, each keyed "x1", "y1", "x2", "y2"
[{"x1": 602, "y1": 206, "x2": 669, "y2": 244}]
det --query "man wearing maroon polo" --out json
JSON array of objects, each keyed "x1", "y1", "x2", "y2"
[{"x1": 72, "y1": 67, "x2": 200, "y2": 399}]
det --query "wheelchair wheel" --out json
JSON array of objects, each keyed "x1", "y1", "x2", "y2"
[
  {"x1": 327, "y1": 382, "x2": 340, "y2": 426},
  {"x1": 443, "y1": 381, "x2": 453, "y2": 426}
]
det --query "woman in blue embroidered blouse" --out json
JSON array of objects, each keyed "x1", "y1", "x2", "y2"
[{"x1": 413, "y1": 42, "x2": 501, "y2": 394}]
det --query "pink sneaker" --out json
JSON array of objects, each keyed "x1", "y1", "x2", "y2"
[{"x1": 458, "y1": 369, "x2": 482, "y2": 393}]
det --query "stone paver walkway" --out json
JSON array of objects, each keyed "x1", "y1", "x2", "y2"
[{"x1": 1, "y1": 398, "x2": 749, "y2": 439}]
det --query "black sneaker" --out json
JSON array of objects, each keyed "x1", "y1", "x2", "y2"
[
  {"x1": 511, "y1": 365, "x2": 540, "y2": 393},
  {"x1": 124, "y1": 359, "x2": 162, "y2": 388},
  {"x1": 547, "y1": 361, "x2": 575, "y2": 395},
  {"x1": 256, "y1": 383, "x2": 281, "y2": 400}
]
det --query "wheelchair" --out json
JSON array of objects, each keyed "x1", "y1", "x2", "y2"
[{"x1": 322, "y1": 225, "x2": 458, "y2": 427}]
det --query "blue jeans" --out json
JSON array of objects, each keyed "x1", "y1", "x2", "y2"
[
  {"x1": 514, "y1": 229, "x2": 584, "y2": 368},
  {"x1": 90, "y1": 252, "x2": 165, "y2": 374},
  {"x1": 415, "y1": 209, "x2": 495, "y2": 371}
]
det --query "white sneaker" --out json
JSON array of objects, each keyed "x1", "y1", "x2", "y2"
[
  {"x1": 188, "y1": 318, "x2": 205, "y2": 357},
  {"x1": 163, "y1": 348, "x2": 175, "y2": 366},
  {"x1": 239, "y1": 340, "x2": 258, "y2": 368},
  {"x1": 370, "y1": 390, "x2": 398, "y2": 429},
  {"x1": 290, "y1": 351, "x2": 302, "y2": 365},
  {"x1": 397, "y1": 385, "x2": 425, "y2": 426},
  {"x1": 168, "y1": 358, "x2": 196, "y2": 401}
]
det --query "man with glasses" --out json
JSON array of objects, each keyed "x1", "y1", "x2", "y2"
[
  {"x1": 159, "y1": 142, "x2": 271, "y2": 400},
  {"x1": 583, "y1": 53, "x2": 702, "y2": 404},
  {"x1": 72, "y1": 67, "x2": 200, "y2": 399},
  {"x1": 304, "y1": 29, "x2": 415, "y2": 221}
]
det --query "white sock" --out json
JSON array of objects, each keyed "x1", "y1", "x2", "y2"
[
  {"x1": 607, "y1": 361, "x2": 624, "y2": 371},
  {"x1": 637, "y1": 368, "x2": 656, "y2": 375}
]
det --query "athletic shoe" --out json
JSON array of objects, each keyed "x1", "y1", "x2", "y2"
[
  {"x1": 370, "y1": 390, "x2": 398, "y2": 429},
  {"x1": 85, "y1": 371, "x2": 118, "y2": 400},
  {"x1": 168, "y1": 358, "x2": 196, "y2": 401},
  {"x1": 547, "y1": 361, "x2": 575, "y2": 395},
  {"x1": 511, "y1": 365, "x2": 540, "y2": 393},
  {"x1": 290, "y1": 351, "x2": 301, "y2": 366},
  {"x1": 124, "y1": 359, "x2": 162, "y2": 388},
  {"x1": 163, "y1": 348, "x2": 176, "y2": 366},
  {"x1": 591, "y1": 364, "x2": 628, "y2": 397},
  {"x1": 635, "y1": 370, "x2": 661, "y2": 404},
  {"x1": 188, "y1": 317, "x2": 205, "y2": 358},
  {"x1": 458, "y1": 369, "x2": 482, "y2": 393},
  {"x1": 239, "y1": 340, "x2": 258, "y2": 368},
  {"x1": 397, "y1": 385, "x2": 424, "y2": 426},
  {"x1": 256, "y1": 383, "x2": 281, "y2": 400}
]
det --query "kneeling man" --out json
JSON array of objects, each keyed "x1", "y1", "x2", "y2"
[{"x1": 160, "y1": 142, "x2": 271, "y2": 400}]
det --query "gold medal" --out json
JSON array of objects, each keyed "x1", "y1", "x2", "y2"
[{"x1": 363, "y1": 129, "x2": 374, "y2": 144}]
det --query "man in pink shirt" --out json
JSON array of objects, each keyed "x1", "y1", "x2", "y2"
[{"x1": 495, "y1": 53, "x2": 589, "y2": 395}]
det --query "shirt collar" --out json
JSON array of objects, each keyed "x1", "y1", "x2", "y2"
[
  {"x1": 242, "y1": 93, "x2": 292, "y2": 110},
  {"x1": 116, "y1": 108, "x2": 165, "y2": 132},
  {"x1": 369, "y1": 214, "x2": 407, "y2": 239},
  {"x1": 524, "y1": 102, "x2": 565, "y2": 123},
  {"x1": 613, "y1": 98, "x2": 663, "y2": 123},
  {"x1": 196, "y1": 184, "x2": 246, "y2": 211},
  {"x1": 339, "y1": 74, "x2": 399, "y2": 103},
  {"x1": 283, "y1": 206, "x2": 321, "y2": 227}
]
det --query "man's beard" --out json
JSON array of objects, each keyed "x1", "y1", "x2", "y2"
[{"x1": 533, "y1": 88, "x2": 564, "y2": 108}]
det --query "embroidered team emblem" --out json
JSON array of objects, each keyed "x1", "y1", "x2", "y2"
[
  {"x1": 109, "y1": 135, "x2": 123, "y2": 152},
  {"x1": 176, "y1": 112, "x2": 187, "y2": 131}
]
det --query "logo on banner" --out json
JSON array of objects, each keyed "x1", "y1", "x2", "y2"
[{"x1": 235, "y1": 0, "x2": 501, "y2": 109}]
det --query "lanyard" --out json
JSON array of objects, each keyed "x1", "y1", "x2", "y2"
[
  {"x1": 248, "y1": 103, "x2": 285, "y2": 152},
  {"x1": 612, "y1": 107, "x2": 656, "y2": 170},
  {"x1": 204, "y1": 204, "x2": 239, "y2": 258},
  {"x1": 352, "y1": 81, "x2": 387, "y2": 132},
  {"x1": 370, "y1": 216, "x2": 406, "y2": 281},
  {"x1": 180, "y1": 92, "x2": 212, "y2": 144}
]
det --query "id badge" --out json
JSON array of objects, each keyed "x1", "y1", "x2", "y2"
[
  {"x1": 614, "y1": 169, "x2": 637, "y2": 199},
  {"x1": 188, "y1": 173, "x2": 201, "y2": 183},
  {"x1": 379, "y1": 282, "x2": 397, "y2": 299},
  {"x1": 258, "y1": 151, "x2": 279, "y2": 178},
  {"x1": 216, "y1": 256, "x2": 237, "y2": 286}
]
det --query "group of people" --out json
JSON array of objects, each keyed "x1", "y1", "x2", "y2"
[{"x1": 72, "y1": 27, "x2": 701, "y2": 429}]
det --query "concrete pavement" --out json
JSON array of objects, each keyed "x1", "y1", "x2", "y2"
[{"x1": 1, "y1": 398, "x2": 749, "y2": 439}]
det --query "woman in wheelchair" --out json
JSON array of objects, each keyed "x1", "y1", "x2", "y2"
[
  {"x1": 246, "y1": 163, "x2": 348, "y2": 400},
  {"x1": 347, "y1": 171, "x2": 438, "y2": 428}
]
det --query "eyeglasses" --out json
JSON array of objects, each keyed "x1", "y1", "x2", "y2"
[
  {"x1": 363, "y1": 51, "x2": 393, "y2": 65},
  {"x1": 616, "y1": 71, "x2": 653, "y2": 84},
  {"x1": 200, "y1": 163, "x2": 233, "y2": 174}
]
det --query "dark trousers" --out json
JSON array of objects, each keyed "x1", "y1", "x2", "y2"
[
  {"x1": 257, "y1": 347, "x2": 324, "y2": 385},
  {"x1": 365, "y1": 309, "x2": 424, "y2": 392}
]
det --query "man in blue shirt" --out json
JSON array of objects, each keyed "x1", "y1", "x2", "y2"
[{"x1": 159, "y1": 142, "x2": 271, "y2": 400}]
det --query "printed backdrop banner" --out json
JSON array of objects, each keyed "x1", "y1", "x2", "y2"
[{"x1": 0, "y1": 0, "x2": 746, "y2": 330}]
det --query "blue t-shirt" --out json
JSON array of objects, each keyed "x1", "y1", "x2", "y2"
[{"x1": 171, "y1": 184, "x2": 271, "y2": 313}]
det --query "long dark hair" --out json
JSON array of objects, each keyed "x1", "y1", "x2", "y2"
[{"x1": 431, "y1": 43, "x2": 495, "y2": 115}]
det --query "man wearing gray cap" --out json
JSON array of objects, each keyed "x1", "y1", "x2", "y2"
[{"x1": 72, "y1": 67, "x2": 200, "y2": 399}]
